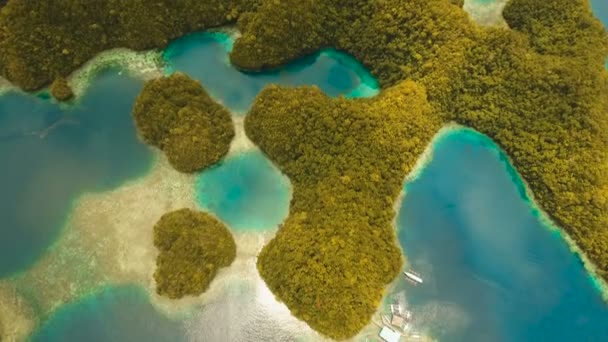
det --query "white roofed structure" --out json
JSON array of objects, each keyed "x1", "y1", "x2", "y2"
[{"x1": 379, "y1": 326, "x2": 401, "y2": 342}]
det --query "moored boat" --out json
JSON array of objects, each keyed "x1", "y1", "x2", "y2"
[{"x1": 403, "y1": 270, "x2": 423, "y2": 284}]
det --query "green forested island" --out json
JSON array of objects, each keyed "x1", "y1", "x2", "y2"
[
  {"x1": 132, "y1": 73, "x2": 234, "y2": 173},
  {"x1": 0, "y1": 0, "x2": 607, "y2": 340},
  {"x1": 247, "y1": 81, "x2": 441, "y2": 338},
  {"x1": 0, "y1": 0, "x2": 261, "y2": 91},
  {"x1": 153, "y1": 208, "x2": 236, "y2": 299},
  {"x1": 232, "y1": 0, "x2": 608, "y2": 281}
]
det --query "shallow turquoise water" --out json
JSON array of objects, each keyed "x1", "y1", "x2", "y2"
[
  {"x1": 0, "y1": 69, "x2": 153, "y2": 278},
  {"x1": 29, "y1": 286, "x2": 185, "y2": 342},
  {"x1": 590, "y1": 0, "x2": 608, "y2": 68},
  {"x1": 396, "y1": 129, "x2": 608, "y2": 341},
  {"x1": 163, "y1": 32, "x2": 379, "y2": 114},
  {"x1": 590, "y1": 0, "x2": 607, "y2": 28},
  {"x1": 196, "y1": 150, "x2": 290, "y2": 231},
  {"x1": 170, "y1": 32, "x2": 379, "y2": 231}
]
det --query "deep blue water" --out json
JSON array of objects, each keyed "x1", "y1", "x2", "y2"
[
  {"x1": 396, "y1": 129, "x2": 608, "y2": 342},
  {"x1": 29, "y1": 286, "x2": 185, "y2": 342},
  {"x1": 195, "y1": 150, "x2": 290, "y2": 232},
  {"x1": 163, "y1": 32, "x2": 379, "y2": 114},
  {"x1": 0, "y1": 69, "x2": 153, "y2": 278}
]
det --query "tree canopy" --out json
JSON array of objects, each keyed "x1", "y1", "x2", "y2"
[
  {"x1": 231, "y1": 0, "x2": 608, "y2": 283},
  {"x1": 132, "y1": 73, "x2": 234, "y2": 173},
  {"x1": 247, "y1": 81, "x2": 441, "y2": 339},
  {"x1": 153, "y1": 208, "x2": 236, "y2": 299},
  {"x1": 0, "y1": 0, "x2": 261, "y2": 90},
  {"x1": 49, "y1": 77, "x2": 73, "y2": 101}
]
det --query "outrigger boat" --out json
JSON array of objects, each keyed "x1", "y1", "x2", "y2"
[{"x1": 403, "y1": 269, "x2": 423, "y2": 285}]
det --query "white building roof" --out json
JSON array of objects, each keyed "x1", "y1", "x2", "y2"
[{"x1": 379, "y1": 327, "x2": 401, "y2": 342}]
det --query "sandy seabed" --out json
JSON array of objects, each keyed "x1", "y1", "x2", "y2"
[
  {"x1": 463, "y1": 0, "x2": 509, "y2": 27},
  {"x1": 0, "y1": 150, "x2": 390, "y2": 342},
  {"x1": 69, "y1": 48, "x2": 165, "y2": 98}
]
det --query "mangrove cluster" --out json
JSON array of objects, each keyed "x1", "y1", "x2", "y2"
[
  {"x1": 153, "y1": 208, "x2": 236, "y2": 299},
  {"x1": 132, "y1": 73, "x2": 234, "y2": 173},
  {"x1": 232, "y1": 0, "x2": 608, "y2": 284},
  {"x1": 246, "y1": 81, "x2": 441, "y2": 339},
  {"x1": 49, "y1": 77, "x2": 73, "y2": 101},
  {"x1": 0, "y1": 0, "x2": 261, "y2": 90}
]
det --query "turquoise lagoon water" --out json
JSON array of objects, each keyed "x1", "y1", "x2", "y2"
[
  {"x1": 0, "y1": 69, "x2": 153, "y2": 278},
  {"x1": 29, "y1": 286, "x2": 184, "y2": 342},
  {"x1": 163, "y1": 32, "x2": 379, "y2": 114},
  {"x1": 395, "y1": 129, "x2": 608, "y2": 341},
  {"x1": 196, "y1": 150, "x2": 290, "y2": 232},
  {"x1": 11, "y1": 31, "x2": 379, "y2": 339},
  {"x1": 590, "y1": 0, "x2": 608, "y2": 67},
  {"x1": 590, "y1": 0, "x2": 607, "y2": 29},
  {"x1": 165, "y1": 31, "x2": 379, "y2": 232}
]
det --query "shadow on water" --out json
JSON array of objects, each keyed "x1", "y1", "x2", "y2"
[
  {"x1": 396, "y1": 128, "x2": 608, "y2": 342},
  {"x1": 0, "y1": 68, "x2": 153, "y2": 278}
]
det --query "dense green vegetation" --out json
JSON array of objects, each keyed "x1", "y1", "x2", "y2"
[
  {"x1": 232, "y1": 0, "x2": 608, "y2": 284},
  {"x1": 49, "y1": 77, "x2": 73, "y2": 101},
  {"x1": 230, "y1": 0, "x2": 477, "y2": 87},
  {"x1": 503, "y1": 0, "x2": 608, "y2": 61},
  {"x1": 247, "y1": 81, "x2": 441, "y2": 339},
  {"x1": 0, "y1": 0, "x2": 260, "y2": 90},
  {"x1": 153, "y1": 208, "x2": 236, "y2": 299},
  {"x1": 0, "y1": 0, "x2": 607, "y2": 339},
  {"x1": 132, "y1": 73, "x2": 234, "y2": 173},
  {"x1": 231, "y1": 0, "x2": 608, "y2": 338}
]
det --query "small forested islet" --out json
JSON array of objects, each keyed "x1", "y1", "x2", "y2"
[
  {"x1": 132, "y1": 73, "x2": 234, "y2": 173},
  {"x1": 153, "y1": 208, "x2": 236, "y2": 299}
]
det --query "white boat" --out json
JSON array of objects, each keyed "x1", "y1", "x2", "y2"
[
  {"x1": 403, "y1": 270, "x2": 423, "y2": 284},
  {"x1": 379, "y1": 326, "x2": 401, "y2": 342}
]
